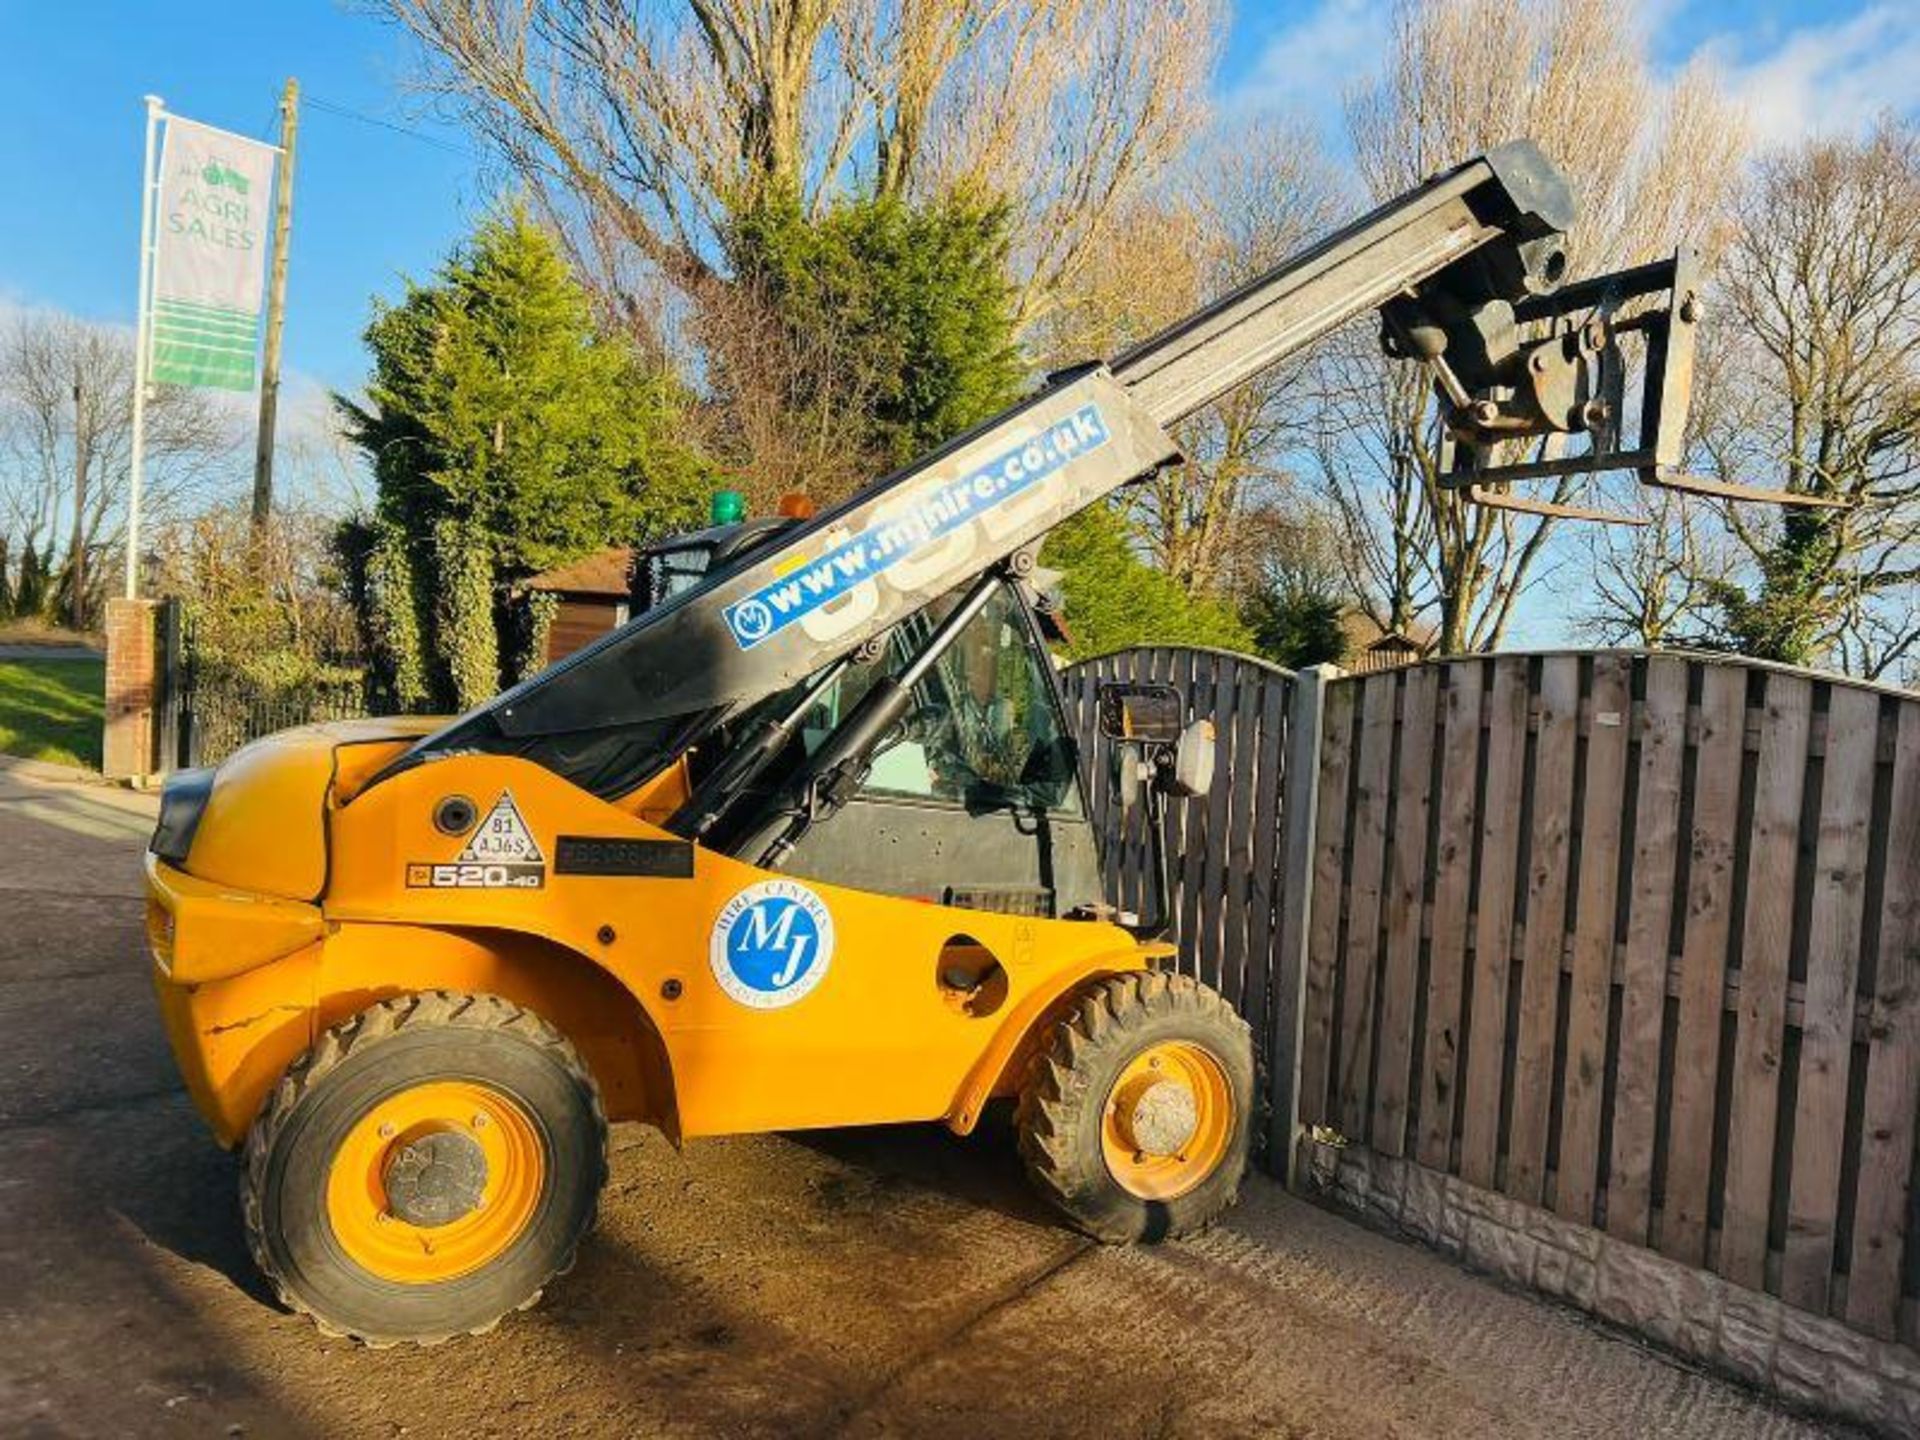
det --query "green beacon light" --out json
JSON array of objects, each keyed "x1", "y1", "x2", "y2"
[{"x1": 710, "y1": 489, "x2": 747, "y2": 525}]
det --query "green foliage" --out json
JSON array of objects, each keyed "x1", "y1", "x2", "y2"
[
  {"x1": 338, "y1": 517, "x2": 431, "y2": 712},
  {"x1": 1699, "y1": 511, "x2": 1843, "y2": 666},
  {"x1": 509, "y1": 588, "x2": 559, "y2": 684},
  {"x1": 155, "y1": 509, "x2": 365, "y2": 713},
  {"x1": 338, "y1": 206, "x2": 707, "y2": 707},
  {"x1": 726, "y1": 188, "x2": 1025, "y2": 469},
  {"x1": 1242, "y1": 587, "x2": 1349, "y2": 670},
  {"x1": 1042, "y1": 503, "x2": 1254, "y2": 661},
  {"x1": 432, "y1": 518, "x2": 500, "y2": 711}
]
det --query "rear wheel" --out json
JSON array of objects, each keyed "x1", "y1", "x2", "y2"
[
  {"x1": 1016, "y1": 971, "x2": 1252, "y2": 1242},
  {"x1": 242, "y1": 990, "x2": 607, "y2": 1345}
]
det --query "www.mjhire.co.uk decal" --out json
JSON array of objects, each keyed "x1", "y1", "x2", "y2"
[
  {"x1": 406, "y1": 791, "x2": 546, "y2": 890},
  {"x1": 720, "y1": 402, "x2": 1111, "y2": 652},
  {"x1": 709, "y1": 878, "x2": 835, "y2": 1009}
]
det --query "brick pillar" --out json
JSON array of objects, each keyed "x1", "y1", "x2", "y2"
[{"x1": 103, "y1": 597, "x2": 160, "y2": 781}]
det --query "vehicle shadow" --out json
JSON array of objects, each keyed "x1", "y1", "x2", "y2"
[
  {"x1": 0, "y1": 804, "x2": 280, "y2": 1311},
  {"x1": 784, "y1": 1104, "x2": 1066, "y2": 1234},
  {"x1": 102, "y1": 1092, "x2": 281, "y2": 1307}
]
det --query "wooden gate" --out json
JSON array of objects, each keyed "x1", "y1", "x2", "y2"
[{"x1": 1060, "y1": 648, "x2": 1316, "y2": 1156}]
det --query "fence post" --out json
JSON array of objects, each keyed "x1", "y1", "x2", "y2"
[
  {"x1": 155, "y1": 597, "x2": 184, "y2": 773},
  {"x1": 1266, "y1": 662, "x2": 1336, "y2": 1184}
]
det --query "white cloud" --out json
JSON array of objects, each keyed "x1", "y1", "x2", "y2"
[
  {"x1": 1693, "y1": 1, "x2": 1920, "y2": 148},
  {"x1": 1219, "y1": 0, "x2": 1917, "y2": 154},
  {"x1": 274, "y1": 371, "x2": 370, "y2": 515},
  {"x1": 1219, "y1": 0, "x2": 1392, "y2": 133}
]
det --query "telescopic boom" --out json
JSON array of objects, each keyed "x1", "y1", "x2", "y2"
[{"x1": 388, "y1": 141, "x2": 1741, "y2": 794}]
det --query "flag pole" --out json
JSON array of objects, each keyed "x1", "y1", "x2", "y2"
[
  {"x1": 251, "y1": 77, "x2": 299, "y2": 529},
  {"x1": 126, "y1": 94, "x2": 163, "y2": 599}
]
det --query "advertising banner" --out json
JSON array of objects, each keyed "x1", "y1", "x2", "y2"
[{"x1": 149, "y1": 116, "x2": 277, "y2": 390}]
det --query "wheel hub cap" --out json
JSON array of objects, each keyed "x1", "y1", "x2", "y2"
[
  {"x1": 326, "y1": 1080, "x2": 546, "y2": 1285},
  {"x1": 383, "y1": 1129, "x2": 488, "y2": 1227},
  {"x1": 1100, "y1": 1040, "x2": 1235, "y2": 1201},
  {"x1": 1125, "y1": 1078, "x2": 1200, "y2": 1157}
]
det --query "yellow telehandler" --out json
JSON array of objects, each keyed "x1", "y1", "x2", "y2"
[{"x1": 146, "y1": 142, "x2": 1774, "y2": 1343}]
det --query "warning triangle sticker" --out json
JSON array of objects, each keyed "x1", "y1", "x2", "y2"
[{"x1": 456, "y1": 791, "x2": 546, "y2": 864}]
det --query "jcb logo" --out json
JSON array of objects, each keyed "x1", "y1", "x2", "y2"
[{"x1": 710, "y1": 879, "x2": 836, "y2": 1009}]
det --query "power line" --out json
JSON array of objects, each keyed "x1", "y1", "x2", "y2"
[{"x1": 302, "y1": 93, "x2": 484, "y2": 161}]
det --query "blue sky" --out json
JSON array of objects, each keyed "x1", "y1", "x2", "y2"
[
  {"x1": 1, "y1": 0, "x2": 1912, "y2": 395},
  {"x1": 0, "y1": 2, "x2": 482, "y2": 389}
]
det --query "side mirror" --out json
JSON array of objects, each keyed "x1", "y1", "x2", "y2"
[
  {"x1": 1162, "y1": 718, "x2": 1215, "y2": 798},
  {"x1": 1097, "y1": 682, "x2": 1183, "y2": 743}
]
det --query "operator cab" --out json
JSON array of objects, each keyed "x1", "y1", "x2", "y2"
[
  {"x1": 634, "y1": 502, "x2": 1103, "y2": 921},
  {"x1": 632, "y1": 515, "x2": 799, "y2": 614}
]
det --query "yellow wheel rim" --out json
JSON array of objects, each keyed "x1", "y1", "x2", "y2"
[
  {"x1": 325, "y1": 1080, "x2": 546, "y2": 1285},
  {"x1": 1100, "y1": 1041, "x2": 1234, "y2": 1201}
]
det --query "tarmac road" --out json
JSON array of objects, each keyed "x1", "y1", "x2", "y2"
[{"x1": 0, "y1": 756, "x2": 1849, "y2": 1438}]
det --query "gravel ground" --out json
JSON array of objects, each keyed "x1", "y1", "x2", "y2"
[{"x1": 0, "y1": 757, "x2": 1848, "y2": 1438}]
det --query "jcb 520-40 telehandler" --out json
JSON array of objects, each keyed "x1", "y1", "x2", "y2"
[{"x1": 146, "y1": 142, "x2": 1766, "y2": 1344}]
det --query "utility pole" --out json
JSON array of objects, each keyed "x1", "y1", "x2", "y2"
[{"x1": 252, "y1": 77, "x2": 299, "y2": 528}]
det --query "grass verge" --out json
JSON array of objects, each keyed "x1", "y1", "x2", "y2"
[{"x1": 0, "y1": 660, "x2": 105, "y2": 769}]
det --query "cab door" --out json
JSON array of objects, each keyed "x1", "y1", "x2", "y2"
[{"x1": 780, "y1": 582, "x2": 1105, "y2": 919}]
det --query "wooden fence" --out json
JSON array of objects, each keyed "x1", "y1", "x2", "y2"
[
  {"x1": 1066, "y1": 644, "x2": 1920, "y2": 1355},
  {"x1": 1297, "y1": 652, "x2": 1920, "y2": 1346}
]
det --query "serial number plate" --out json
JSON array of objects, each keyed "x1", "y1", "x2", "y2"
[{"x1": 553, "y1": 836, "x2": 696, "y2": 878}]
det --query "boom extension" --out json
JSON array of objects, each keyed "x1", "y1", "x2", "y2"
[{"x1": 387, "y1": 141, "x2": 1764, "y2": 797}]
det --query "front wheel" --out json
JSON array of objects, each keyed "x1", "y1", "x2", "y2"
[
  {"x1": 1017, "y1": 971, "x2": 1253, "y2": 1242},
  {"x1": 241, "y1": 990, "x2": 608, "y2": 1346}
]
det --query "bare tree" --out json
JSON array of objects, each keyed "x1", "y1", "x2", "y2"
[
  {"x1": 1576, "y1": 489, "x2": 1738, "y2": 645},
  {"x1": 1315, "y1": 0, "x2": 1745, "y2": 653},
  {"x1": 1040, "y1": 117, "x2": 1344, "y2": 600},
  {"x1": 1689, "y1": 121, "x2": 1920, "y2": 678},
  {"x1": 377, "y1": 0, "x2": 1220, "y2": 333},
  {"x1": 1315, "y1": 334, "x2": 1438, "y2": 635},
  {"x1": 0, "y1": 309, "x2": 235, "y2": 623},
  {"x1": 270, "y1": 378, "x2": 373, "y2": 517}
]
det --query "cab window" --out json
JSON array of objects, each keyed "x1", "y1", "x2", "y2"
[
  {"x1": 638, "y1": 546, "x2": 712, "y2": 610},
  {"x1": 796, "y1": 585, "x2": 1082, "y2": 814}
]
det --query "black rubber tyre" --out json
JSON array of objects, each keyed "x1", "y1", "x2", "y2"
[
  {"x1": 241, "y1": 990, "x2": 608, "y2": 1346},
  {"x1": 1016, "y1": 970, "x2": 1253, "y2": 1243}
]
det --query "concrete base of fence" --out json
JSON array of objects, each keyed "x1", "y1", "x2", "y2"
[{"x1": 1300, "y1": 1138, "x2": 1920, "y2": 1436}]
